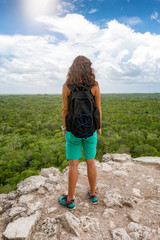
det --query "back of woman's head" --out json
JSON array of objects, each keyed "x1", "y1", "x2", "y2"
[{"x1": 66, "y1": 56, "x2": 97, "y2": 86}]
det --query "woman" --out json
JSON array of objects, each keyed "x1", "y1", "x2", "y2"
[{"x1": 59, "y1": 56, "x2": 102, "y2": 210}]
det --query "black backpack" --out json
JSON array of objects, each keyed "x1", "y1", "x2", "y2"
[{"x1": 65, "y1": 84, "x2": 100, "y2": 138}]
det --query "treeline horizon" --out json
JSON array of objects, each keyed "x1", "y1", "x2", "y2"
[
  {"x1": 0, "y1": 93, "x2": 160, "y2": 193},
  {"x1": 0, "y1": 92, "x2": 160, "y2": 96}
]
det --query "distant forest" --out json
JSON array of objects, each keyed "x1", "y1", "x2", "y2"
[{"x1": 0, "y1": 93, "x2": 160, "y2": 193}]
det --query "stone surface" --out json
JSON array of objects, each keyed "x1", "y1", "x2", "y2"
[
  {"x1": 132, "y1": 188, "x2": 141, "y2": 198},
  {"x1": 1, "y1": 153, "x2": 160, "y2": 240},
  {"x1": 122, "y1": 196, "x2": 140, "y2": 208},
  {"x1": 113, "y1": 170, "x2": 128, "y2": 176},
  {"x1": 104, "y1": 189, "x2": 123, "y2": 208},
  {"x1": 18, "y1": 194, "x2": 39, "y2": 204},
  {"x1": 36, "y1": 217, "x2": 58, "y2": 238},
  {"x1": 112, "y1": 228, "x2": 131, "y2": 240},
  {"x1": 7, "y1": 191, "x2": 18, "y2": 200},
  {"x1": 27, "y1": 201, "x2": 43, "y2": 213},
  {"x1": 102, "y1": 153, "x2": 112, "y2": 162},
  {"x1": 3, "y1": 212, "x2": 41, "y2": 240},
  {"x1": 39, "y1": 167, "x2": 60, "y2": 178},
  {"x1": 111, "y1": 153, "x2": 132, "y2": 162},
  {"x1": 17, "y1": 175, "x2": 47, "y2": 194},
  {"x1": 47, "y1": 207, "x2": 57, "y2": 213},
  {"x1": 103, "y1": 208, "x2": 116, "y2": 219},
  {"x1": 128, "y1": 210, "x2": 141, "y2": 223},
  {"x1": 43, "y1": 182, "x2": 54, "y2": 192},
  {"x1": 133, "y1": 156, "x2": 160, "y2": 166},
  {"x1": 102, "y1": 153, "x2": 132, "y2": 163},
  {"x1": 101, "y1": 162, "x2": 113, "y2": 172},
  {"x1": 79, "y1": 215, "x2": 99, "y2": 233},
  {"x1": 56, "y1": 212, "x2": 81, "y2": 237},
  {"x1": 2, "y1": 206, "x2": 27, "y2": 220}
]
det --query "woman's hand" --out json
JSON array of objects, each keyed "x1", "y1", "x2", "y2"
[
  {"x1": 97, "y1": 128, "x2": 101, "y2": 138},
  {"x1": 62, "y1": 130, "x2": 67, "y2": 137}
]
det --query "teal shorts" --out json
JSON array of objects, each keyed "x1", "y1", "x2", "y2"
[{"x1": 66, "y1": 131, "x2": 97, "y2": 160}]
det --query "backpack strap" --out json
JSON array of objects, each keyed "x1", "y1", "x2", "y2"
[
  {"x1": 67, "y1": 84, "x2": 77, "y2": 92},
  {"x1": 67, "y1": 84, "x2": 92, "y2": 92}
]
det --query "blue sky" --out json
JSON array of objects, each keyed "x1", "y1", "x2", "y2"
[
  {"x1": 1, "y1": 0, "x2": 160, "y2": 35},
  {"x1": 0, "y1": 0, "x2": 160, "y2": 93}
]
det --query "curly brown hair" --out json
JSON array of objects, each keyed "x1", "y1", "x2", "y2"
[{"x1": 66, "y1": 56, "x2": 98, "y2": 86}]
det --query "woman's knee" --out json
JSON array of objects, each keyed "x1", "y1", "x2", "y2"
[
  {"x1": 85, "y1": 158, "x2": 95, "y2": 167},
  {"x1": 69, "y1": 159, "x2": 79, "y2": 168}
]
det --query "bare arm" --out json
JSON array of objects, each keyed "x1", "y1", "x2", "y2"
[
  {"x1": 91, "y1": 85, "x2": 102, "y2": 137},
  {"x1": 94, "y1": 85, "x2": 102, "y2": 121},
  {"x1": 62, "y1": 83, "x2": 70, "y2": 136}
]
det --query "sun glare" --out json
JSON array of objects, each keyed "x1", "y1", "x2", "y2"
[{"x1": 24, "y1": 0, "x2": 58, "y2": 18}]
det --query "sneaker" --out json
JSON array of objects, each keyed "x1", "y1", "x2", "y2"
[
  {"x1": 88, "y1": 190, "x2": 98, "y2": 204},
  {"x1": 58, "y1": 195, "x2": 76, "y2": 210}
]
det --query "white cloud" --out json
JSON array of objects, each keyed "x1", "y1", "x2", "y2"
[
  {"x1": 119, "y1": 16, "x2": 142, "y2": 26},
  {"x1": 56, "y1": 1, "x2": 76, "y2": 15},
  {"x1": 151, "y1": 11, "x2": 160, "y2": 23},
  {"x1": 0, "y1": 14, "x2": 160, "y2": 93},
  {"x1": 36, "y1": 14, "x2": 99, "y2": 42},
  {"x1": 88, "y1": 9, "x2": 98, "y2": 14}
]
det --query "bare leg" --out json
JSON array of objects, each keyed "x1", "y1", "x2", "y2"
[
  {"x1": 86, "y1": 158, "x2": 97, "y2": 195},
  {"x1": 67, "y1": 159, "x2": 79, "y2": 201}
]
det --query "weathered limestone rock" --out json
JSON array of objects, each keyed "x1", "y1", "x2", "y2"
[
  {"x1": 37, "y1": 186, "x2": 47, "y2": 195},
  {"x1": 1, "y1": 199, "x2": 15, "y2": 212},
  {"x1": 147, "y1": 177, "x2": 154, "y2": 183},
  {"x1": 3, "y1": 212, "x2": 41, "y2": 240},
  {"x1": 96, "y1": 182, "x2": 109, "y2": 190},
  {"x1": 43, "y1": 182, "x2": 54, "y2": 192},
  {"x1": 112, "y1": 228, "x2": 131, "y2": 240},
  {"x1": 78, "y1": 163, "x2": 87, "y2": 175},
  {"x1": 156, "y1": 184, "x2": 160, "y2": 192},
  {"x1": 36, "y1": 217, "x2": 58, "y2": 238},
  {"x1": 39, "y1": 167, "x2": 60, "y2": 178},
  {"x1": 109, "y1": 220, "x2": 116, "y2": 230},
  {"x1": 55, "y1": 183, "x2": 61, "y2": 191},
  {"x1": 103, "y1": 208, "x2": 116, "y2": 219},
  {"x1": 129, "y1": 231, "x2": 140, "y2": 240},
  {"x1": 18, "y1": 194, "x2": 39, "y2": 205},
  {"x1": 80, "y1": 215, "x2": 99, "y2": 233},
  {"x1": 17, "y1": 175, "x2": 47, "y2": 194},
  {"x1": 27, "y1": 201, "x2": 43, "y2": 215},
  {"x1": 2, "y1": 206, "x2": 27, "y2": 220},
  {"x1": 133, "y1": 156, "x2": 160, "y2": 166},
  {"x1": 47, "y1": 207, "x2": 57, "y2": 213},
  {"x1": 45, "y1": 175, "x2": 60, "y2": 184},
  {"x1": 95, "y1": 160, "x2": 101, "y2": 168},
  {"x1": 128, "y1": 222, "x2": 154, "y2": 240},
  {"x1": 7, "y1": 191, "x2": 18, "y2": 200},
  {"x1": 113, "y1": 170, "x2": 128, "y2": 176},
  {"x1": 122, "y1": 196, "x2": 141, "y2": 208},
  {"x1": 127, "y1": 222, "x2": 151, "y2": 233},
  {"x1": 0, "y1": 194, "x2": 7, "y2": 204},
  {"x1": 128, "y1": 210, "x2": 141, "y2": 223},
  {"x1": 111, "y1": 154, "x2": 132, "y2": 162},
  {"x1": 102, "y1": 153, "x2": 132, "y2": 163},
  {"x1": 1, "y1": 154, "x2": 160, "y2": 240},
  {"x1": 56, "y1": 212, "x2": 81, "y2": 237},
  {"x1": 102, "y1": 153, "x2": 112, "y2": 162},
  {"x1": 104, "y1": 189, "x2": 123, "y2": 208},
  {"x1": 132, "y1": 188, "x2": 141, "y2": 198},
  {"x1": 101, "y1": 162, "x2": 113, "y2": 172}
]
